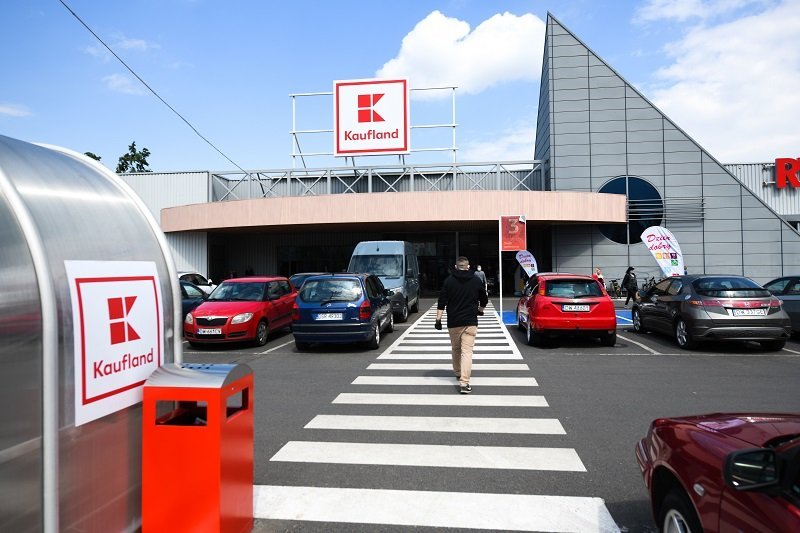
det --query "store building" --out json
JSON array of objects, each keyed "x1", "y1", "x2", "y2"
[{"x1": 122, "y1": 13, "x2": 799, "y2": 292}]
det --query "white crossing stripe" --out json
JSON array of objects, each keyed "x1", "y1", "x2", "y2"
[
  {"x1": 305, "y1": 414, "x2": 565, "y2": 434},
  {"x1": 253, "y1": 485, "x2": 619, "y2": 532},
  {"x1": 353, "y1": 376, "x2": 538, "y2": 386},
  {"x1": 401, "y1": 339, "x2": 510, "y2": 344},
  {"x1": 271, "y1": 441, "x2": 580, "y2": 470},
  {"x1": 332, "y1": 393, "x2": 548, "y2": 407},
  {"x1": 388, "y1": 346, "x2": 513, "y2": 352},
  {"x1": 367, "y1": 363, "x2": 529, "y2": 371},
  {"x1": 378, "y1": 352, "x2": 523, "y2": 360}
]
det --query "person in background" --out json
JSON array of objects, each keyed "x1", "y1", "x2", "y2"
[
  {"x1": 474, "y1": 265, "x2": 488, "y2": 295},
  {"x1": 435, "y1": 256, "x2": 488, "y2": 394},
  {"x1": 622, "y1": 266, "x2": 639, "y2": 305},
  {"x1": 593, "y1": 267, "x2": 605, "y2": 292}
]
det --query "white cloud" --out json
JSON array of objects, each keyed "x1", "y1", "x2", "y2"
[
  {"x1": 377, "y1": 11, "x2": 545, "y2": 99},
  {"x1": 634, "y1": 0, "x2": 764, "y2": 22},
  {"x1": 649, "y1": 0, "x2": 800, "y2": 161},
  {"x1": 117, "y1": 37, "x2": 159, "y2": 52},
  {"x1": 82, "y1": 35, "x2": 159, "y2": 60},
  {"x1": 460, "y1": 122, "x2": 536, "y2": 162},
  {"x1": 0, "y1": 103, "x2": 32, "y2": 117},
  {"x1": 103, "y1": 73, "x2": 147, "y2": 95}
]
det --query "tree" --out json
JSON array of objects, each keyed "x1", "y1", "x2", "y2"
[
  {"x1": 84, "y1": 151, "x2": 101, "y2": 161},
  {"x1": 116, "y1": 142, "x2": 152, "y2": 173}
]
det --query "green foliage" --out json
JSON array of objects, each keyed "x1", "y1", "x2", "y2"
[
  {"x1": 115, "y1": 141, "x2": 152, "y2": 173},
  {"x1": 84, "y1": 151, "x2": 101, "y2": 161}
]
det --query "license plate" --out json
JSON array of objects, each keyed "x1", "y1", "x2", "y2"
[
  {"x1": 315, "y1": 312, "x2": 343, "y2": 320},
  {"x1": 197, "y1": 328, "x2": 222, "y2": 334},
  {"x1": 732, "y1": 308, "x2": 767, "y2": 316},
  {"x1": 563, "y1": 304, "x2": 590, "y2": 312}
]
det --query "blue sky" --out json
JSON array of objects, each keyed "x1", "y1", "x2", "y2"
[{"x1": 2, "y1": 0, "x2": 798, "y2": 172}]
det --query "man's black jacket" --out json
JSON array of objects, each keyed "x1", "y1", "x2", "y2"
[{"x1": 437, "y1": 269, "x2": 489, "y2": 328}]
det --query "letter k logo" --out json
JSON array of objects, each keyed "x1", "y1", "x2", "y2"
[
  {"x1": 108, "y1": 296, "x2": 140, "y2": 345},
  {"x1": 357, "y1": 93, "x2": 385, "y2": 123}
]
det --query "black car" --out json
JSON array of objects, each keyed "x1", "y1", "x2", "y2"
[
  {"x1": 180, "y1": 280, "x2": 207, "y2": 323},
  {"x1": 631, "y1": 275, "x2": 791, "y2": 351},
  {"x1": 291, "y1": 273, "x2": 393, "y2": 351},
  {"x1": 289, "y1": 272, "x2": 327, "y2": 291},
  {"x1": 763, "y1": 276, "x2": 800, "y2": 333}
]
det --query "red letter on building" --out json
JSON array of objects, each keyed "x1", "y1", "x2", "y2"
[{"x1": 775, "y1": 158, "x2": 800, "y2": 189}]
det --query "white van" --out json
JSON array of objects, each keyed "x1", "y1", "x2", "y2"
[{"x1": 348, "y1": 241, "x2": 420, "y2": 322}]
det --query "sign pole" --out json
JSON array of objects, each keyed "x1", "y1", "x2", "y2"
[{"x1": 498, "y1": 217, "x2": 503, "y2": 321}]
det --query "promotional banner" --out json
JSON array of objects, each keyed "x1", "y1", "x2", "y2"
[
  {"x1": 515, "y1": 250, "x2": 538, "y2": 278},
  {"x1": 500, "y1": 215, "x2": 526, "y2": 251},
  {"x1": 641, "y1": 226, "x2": 684, "y2": 277}
]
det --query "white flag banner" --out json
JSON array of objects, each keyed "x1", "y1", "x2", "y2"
[
  {"x1": 641, "y1": 226, "x2": 684, "y2": 277},
  {"x1": 515, "y1": 250, "x2": 538, "y2": 278}
]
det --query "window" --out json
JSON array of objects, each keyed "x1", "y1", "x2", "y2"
[
  {"x1": 365, "y1": 277, "x2": 379, "y2": 299},
  {"x1": 652, "y1": 279, "x2": 672, "y2": 296},
  {"x1": 666, "y1": 280, "x2": 683, "y2": 296},
  {"x1": 693, "y1": 277, "x2": 770, "y2": 298},
  {"x1": 544, "y1": 279, "x2": 603, "y2": 298},
  {"x1": 278, "y1": 280, "x2": 291, "y2": 295},
  {"x1": 764, "y1": 278, "x2": 790, "y2": 294},
  {"x1": 183, "y1": 284, "x2": 204, "y2": 299},
  {"x1": 597, "y1": 176, "x2": 664, "y2": 245},
  {"x1": 300, "y1": 279, "x2": 363, "y2": 302}
]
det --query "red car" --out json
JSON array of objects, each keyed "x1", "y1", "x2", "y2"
[
  {"x1": 184, "y1": 276, "x2": 296, "y2": 347},
  {"x1": 516, "y1": 272, "x2": 617, "y2": 346},
  {"x1": 636, "y1": 413, "x2": 800, "y2": 532}
]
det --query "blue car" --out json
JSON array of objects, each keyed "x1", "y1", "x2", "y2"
[
  {"x1": 291, "y1": 273, "x2": 393, "y2": 351},
  {"x1": 180, "y1": 280, "x2": 207, "y2": 323}
]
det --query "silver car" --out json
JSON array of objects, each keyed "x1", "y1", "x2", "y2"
[
  {"x1": 764, "y1": 276, "x2": 800, "y2": 334},
  {"x1": 631, "y1": 275, "x2": 791, "y2": 351}
]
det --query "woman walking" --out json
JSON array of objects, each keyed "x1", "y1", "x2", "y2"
[{"x1": 622, "y1": 266, "x2": 639, "y2": 305}]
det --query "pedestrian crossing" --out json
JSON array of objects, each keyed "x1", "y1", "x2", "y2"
[{"x1": 255, "y1": 303, "x2": 620, "y2": 532}]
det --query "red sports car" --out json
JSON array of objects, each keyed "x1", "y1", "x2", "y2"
[
  {"x1": 516, "y1": 272, "x2": 617, "y2": 346},
  {"x1": 184, "y1": 276, "x2": 296, "y2": 347},
  {"x1": 636, "y1": 413, "x2": 800, "y2": 532}
]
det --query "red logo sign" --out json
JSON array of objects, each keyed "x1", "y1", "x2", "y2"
[
  {"x1": 776, "y1": 158, "x2": 800, "y2": 189},
  {"x1": 358, "y1": 93, "x2": 385, "y2": 123},
  {"x1": 501, "y1": 216, "x2": 526, "y2": 251},
  {"x1": 108, "y1": 296, "x2": 141, "y2": 345}
]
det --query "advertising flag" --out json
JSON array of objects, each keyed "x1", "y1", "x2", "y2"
[
  {"x1": 515, "y1": 250, "x2": 538, "y2": 278},
  {"x1": 500, "y1": 215, "x2": 526, "y2": 251},
  {"x1": 640, "y1": 226, "x2": 684, "y2": 277}
]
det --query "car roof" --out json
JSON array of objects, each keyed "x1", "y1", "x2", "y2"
[
  {"x1": 303, "y1": 272, "x2": 369, "y2": 281},
  {"x1": 222, "y1": 276, "x2": 287, "y2": 283},
  {"x1": 534, "y1": 272, "x2": 595, "y2": 280},
  {"x1": 290, "y1": 272, "x2": 328, "y2": 277}
]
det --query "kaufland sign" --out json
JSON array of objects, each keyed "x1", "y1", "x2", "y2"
[
  {"x1": 334, "y1": 78, "x2": 409, "y2": 156},
  {"x1": 66, "y1": 260, "x2": 163, "y2": 426}
]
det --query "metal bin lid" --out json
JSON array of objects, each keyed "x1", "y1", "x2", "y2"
[{"x1": 144, "y1": 363, "x2": 252, "y2": 389}]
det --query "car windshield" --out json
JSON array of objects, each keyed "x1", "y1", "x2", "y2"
[
  {"x1": 348, "y1": 255, "x2": 403, "y2": 277},
  {"x1": 692, "y1": 277, "x2": 770, "y2": 298},
  {"x1": 300, "y1": 279, "x2": 363, "y2": 303},
  {"x1": 544, "y1": 279, "x2": 603, "y2": 298},
  {"x1": 208, "y1": 281, "x2": 265, "y2": 301}
]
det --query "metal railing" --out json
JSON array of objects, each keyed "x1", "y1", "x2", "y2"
[{"x1": 211, "y1": 161, "x2": 544, "y2": 202}]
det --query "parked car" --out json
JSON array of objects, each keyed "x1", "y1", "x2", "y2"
[
  {"x1": 763, "y1": 276, "x2": 800, "y2": 333},
  {"x1": 183, "y1": 276, "x2": 296, "y2": 347},
  {"x1": 178, "y1": 271, "x2": 216, "y2": 295},
  {"x1": 515, "y1": 272, "x2": 616, "y2": 346},
  {"x1": 289, "y1": 272, "x2": 327, "y2": 290},
  {"x1": 291, "y1": 273, "x2": 393, "y2": 351},
  {"x1": 631, "y1": 275, "x2": 791, "y2": 351},
  {"x1": 180, "y1": 280, "x2": 207, "y2": 324},
  {"x1": 635, "y1": 412, "x2": 800, "y2": 533}
]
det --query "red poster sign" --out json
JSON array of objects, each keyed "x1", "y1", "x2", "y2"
[{"x1": 501, "y1": 216, "x2": 526, "y2": 251}]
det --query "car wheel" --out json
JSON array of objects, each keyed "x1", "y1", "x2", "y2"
[
  {"x1": 397, "y1": 302, "x2": 409, "y2": 323},
  {"x1": 632, "y1": 308, "x2": 647, "y2": 333},
  {"x1": 367, "y1": 323, "x2": 380, "y2": 349},
  {"x1": 659, "y1": 489, "x2": 702, "y2": 533},
  {"x1": 760, "y1": 339, "x2": 786, "y2": 351},
  {"x1": 295, "y1": 341, "x2": 310, "y2": 351},
  {"x1": 410, "y1": 297, "x2": 419, "y2": 313},
  {"x1": 601, "y1": 331, "x2": 616, "y2": 347},
  {"x1": 674, "y1": 318, "x2": 696, "y2": 350},
  {"x1": 517, "y1": 310, "x2": 525, "y2": 331},
  {"x1": 385, "y1": 312, "x2": 394, "y2": 333},
  {"x1": 254, "y1": 320, "x2": 269, "y2": 347},
  {"x1": 526, "y1": 320, "x2": 542, "y2": 347}
]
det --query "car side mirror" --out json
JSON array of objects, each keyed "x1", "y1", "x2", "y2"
[
  {"x1": 406, "y1": 268, "x2": 413, "y2": 278},
  {"x1": 724, "y1": 448, "x2": 779, "y2": 491}
]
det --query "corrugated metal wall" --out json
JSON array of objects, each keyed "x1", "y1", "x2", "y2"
[
  {"x1": 166, "y1": 232, "x2": 208, "y2": 274},
  {"x1": 119, "y1": 171, "x2": 209, "y2": 219},
  {"x1": 723, "y1": 163, "x2": 800, "y2": 219}
]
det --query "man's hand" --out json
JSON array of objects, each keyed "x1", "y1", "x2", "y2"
[
  {"x1": 477, "y1": 308, "x2": 484, "y2": 316},
  {"x1": 434, "y1": 319, "x2": 442, "y2": 330}
]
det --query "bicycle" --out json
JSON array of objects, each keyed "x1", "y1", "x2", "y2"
[
  {"x1": 608, "y1": 279, "x2": 622, "y2": 298},
  {"x1": 640, "y1": 276, "x2": 657, "y2": 293}
]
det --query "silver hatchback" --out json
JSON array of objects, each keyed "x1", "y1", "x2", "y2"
[{"x1": 631, "y1": 275, "x2": 791, "y2": 351}]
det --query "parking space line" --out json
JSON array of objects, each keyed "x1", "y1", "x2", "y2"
[
  {"x1": 782, "y1": 346, "x2": 800, "y2": 355},
  {"x1": 259, "y1": 339, "x2": 295, "y2": 354},
  {"x1": 616, "y1": 333, "x2": 662, "y2": 355}
]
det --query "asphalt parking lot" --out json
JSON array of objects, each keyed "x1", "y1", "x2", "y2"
[{"x1": 183, "y1": 296, "x2": 800, "y2": 532}]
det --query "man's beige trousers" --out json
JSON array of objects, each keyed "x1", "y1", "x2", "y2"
[{"x1": 448, "y1": 325, "x2": 477, "y2": 386}]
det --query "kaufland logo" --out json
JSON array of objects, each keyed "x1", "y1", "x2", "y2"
[
  {"x1": 108, "y1": 296, "x2": 141, "y2": 345},
  {"x1": 334, "y1": 78, "x2": 409, "y2": 156}
]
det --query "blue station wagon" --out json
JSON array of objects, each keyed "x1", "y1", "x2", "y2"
[{"x1": 291, "y1": 273, "x2": 393, "y2": 350}]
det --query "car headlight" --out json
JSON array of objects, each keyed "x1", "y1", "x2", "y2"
[
  {"x1": 185, "y1": 313, "x2": 193, "y2": 325},
  {"x1": 389, "y1": 287, "x2": 403, "y2": 294},
  {"x1": 231, "y1": 312, "x2": 253, "y2": 324}
]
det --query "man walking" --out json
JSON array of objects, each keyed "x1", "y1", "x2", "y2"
[
  {"x1": 435, "y1": 256, "x2": 488, "y2": 394},
  {"x1": 474, "y1": 265, "x2": 488, "y2": 294}
]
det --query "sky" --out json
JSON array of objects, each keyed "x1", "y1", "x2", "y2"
[{"x1": 1, "y1": 0, "x2": 799, "y2": 173}]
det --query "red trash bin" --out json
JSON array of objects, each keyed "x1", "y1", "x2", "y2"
[{"x1": 142, "y1": 363, "x2": 253, "y2": 533}]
